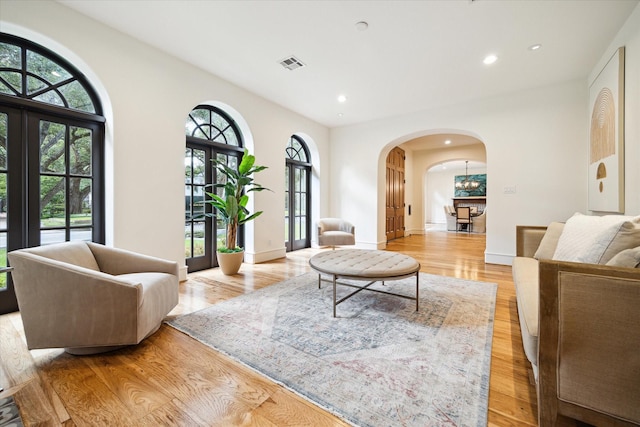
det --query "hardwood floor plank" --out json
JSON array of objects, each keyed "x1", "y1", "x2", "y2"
[
  {"x1": 249, "y1": 388, "x2": 351, "y2": 427},
  {"x1": 137, "y1": 398, "x2": 208, "y2": 426},
  {"x1": 1, "y1": 231, "x2": 575, "y2": 426}
]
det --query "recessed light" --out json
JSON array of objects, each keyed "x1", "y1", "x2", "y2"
[
  {"x1": 337, "y1": 113, "x2": 344, "y2": 117},
  {"x1": 528, "y1": 44, "x2": 542, "y2": 51},
  {"x1": 337, "y1": 94, "x2": 347, "y2": 103},
  {"x1": 444, "y1": 139, "x2": 452, "y2": 145},
  {"x1": 483, "y1": 54, "x2": 498, "y2": 65},
  {"x1": 355, "y1": 21, "x2": 369, "y2": 31}
]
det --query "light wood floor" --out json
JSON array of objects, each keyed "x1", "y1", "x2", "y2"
[{"x1": 0, "y1": 232, "x2": 566, "y2": 426}]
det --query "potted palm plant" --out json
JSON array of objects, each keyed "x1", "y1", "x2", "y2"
[{"x1": 204, "y1": 149, "x2": 270, "y2": 275}]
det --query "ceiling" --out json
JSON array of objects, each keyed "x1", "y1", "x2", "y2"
[{"x1": 57, "y1": 0, "x2": 637, "y2": 128}]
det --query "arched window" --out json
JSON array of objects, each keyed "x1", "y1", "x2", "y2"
[
  {"x1": 285, "y1": 135, "x2": 311, "y2": 252},
  {"x1": 0, "y1": 34, "x2": 105, "y2": 313},
  {"x1": 184, "y1": 105, "x2": 243, "y2": 272}
]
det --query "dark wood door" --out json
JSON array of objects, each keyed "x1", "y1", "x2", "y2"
[{"x1": 386, "y1": 147, "x2": 405, "y2": 241}]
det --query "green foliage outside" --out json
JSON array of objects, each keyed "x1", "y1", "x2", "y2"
[{"x1": 39, "y1": 123, "x2": 93, "y2": 223}]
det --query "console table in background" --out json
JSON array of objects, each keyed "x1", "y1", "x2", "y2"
[{"x1": 452, "y1": 197, "x2": 486, "y2": 213}]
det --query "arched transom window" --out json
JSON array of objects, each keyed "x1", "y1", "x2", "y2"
[
  {"x1": 0, "y1": 37, "x2": 98, "y2": 113},
  {"x1": 285, "y1": 135, "x2": 309, "y2": 163},
  {"x1": 186, "y1": 107, "x2": 240, "y2": 146}
]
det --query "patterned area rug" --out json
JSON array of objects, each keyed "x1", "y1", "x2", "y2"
[
  {"x1": 167, "y1": 272, "x2": 497, "y2": 427},
  {"x1": 0, "y1": 397, "x2": 24, "y2": 427}
]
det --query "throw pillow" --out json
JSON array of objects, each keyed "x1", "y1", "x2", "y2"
[
  {"x1": 599, "y1": 219, "x2": 640, "y2": 264},
  {"x1": 534, "y1": 222, "x2": 565, "y2": 260},
  {"x1": 606, "y1": 247, "x2": 640, "y2": 268},
  {"x1": 552, "y1": 213, "x2": 637, "y2": 264}
]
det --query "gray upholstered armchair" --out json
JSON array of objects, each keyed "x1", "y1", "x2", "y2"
[
  {"x1": 7, "y1": 241, "x2": 179, "y2": 355},
  {"x1": 317, "y1": 218, "x2": 355, "y2": 249}
]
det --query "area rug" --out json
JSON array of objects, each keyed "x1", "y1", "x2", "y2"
[
  {"x1": 0, "y1": 397, "x2": 24, "y2": 427},
  {"x1": 167, "y1": 272, "x2": 497, "y2": 427}
]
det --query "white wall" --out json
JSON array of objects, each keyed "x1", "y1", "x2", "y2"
[
  {"x1": 331, "y1": 80, "x2": 588, "y2": 262},
  {"x1": 1, "y1": 1, "x2": 331, "y2": 278}
]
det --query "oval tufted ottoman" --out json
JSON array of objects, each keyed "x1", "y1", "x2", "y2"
[{"x1": 309, "y1": 249, "x2": 420, "y2": 317}]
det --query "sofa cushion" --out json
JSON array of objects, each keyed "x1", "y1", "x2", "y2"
[
  {"x1": 553, "y1": 213, "x2": 638, "y2": 264},
  {"x1": 26, "y1": 241, "x2": 100, "y2": 271},
  {"x1": 534, "y1": 222, "x2": 565, "y2": 260},
  {"x1": 599, "y1": 220, "x2": 640, "y2": 264},
  {"x1": 606, "y1": 247, "x2": 640, "y2": 268},
  {"x1": 512, "y1": 257, "x2": 539, "y2": 368}
]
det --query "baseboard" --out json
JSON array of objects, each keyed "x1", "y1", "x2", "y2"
[
  {"x1": 179, "y1": 265, "x2": 188, "y2": 282},
  {"x1": 406, "y1": 228, "x2": 425, "y2": 235},
  {"x1": 245, "y1": 247, "x2": 287, "y2": 264},
  {"x1": 485, "y1": 252, "x2": 513, "y2": 266}
]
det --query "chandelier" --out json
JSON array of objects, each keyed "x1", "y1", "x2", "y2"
[{"x1": 455, "y1": 161, "x2": 480, "y2": 190}]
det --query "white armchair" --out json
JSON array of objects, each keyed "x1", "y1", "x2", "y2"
[
  {"x1": 317, "y1": 218, "x2": 355, "y2": 249},
  {"x1": 8, "y1": 241, "x2": 179, "y2": 355}
]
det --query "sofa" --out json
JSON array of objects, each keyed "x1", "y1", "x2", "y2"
[
  {"x1": 512, "y1": 213, "x2": 640, "y2": 426},
  {"x1": 8, "y1": 241, "x2": 179, "y2": 355}
]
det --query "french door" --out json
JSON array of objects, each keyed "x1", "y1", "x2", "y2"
[
  {"x1": 0, "y1": 106, "x2": 104, "y2": 313},
  {"x1": 285, "y1": 161, "x2": 310, "y2": 252},
  {"x1": 184, "y1": 143, "x2": 242, "y2": 272}
]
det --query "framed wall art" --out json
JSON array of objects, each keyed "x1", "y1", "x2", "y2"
[{"x1": 588, "y1": 46, "x2": 625, "y2": 213}]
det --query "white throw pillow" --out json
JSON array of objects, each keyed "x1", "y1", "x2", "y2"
[{"x1": 552, "y1": 213, "x2": 639, "y2": 264}]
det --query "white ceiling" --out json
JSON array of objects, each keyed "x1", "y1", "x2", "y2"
[{"x1": 58, "y1": 0, "x2": 637, "y2": 128}]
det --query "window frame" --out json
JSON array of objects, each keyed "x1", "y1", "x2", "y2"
[
  {"x1": 0, "y1": 33, "x2": 105, "y2": 314},
  {"x1": 285, "y1": 135, "x2": 311, "y2": 252}
]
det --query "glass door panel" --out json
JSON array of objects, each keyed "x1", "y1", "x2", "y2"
[
  {"x1": 284, "y1": 169, "x2": 290, "y2": 248},
  {"x1": 185, "y1": 146, "x2": 213, "y2": 272},
  {"x1": 35, "y1": 119, "x2": 97, "y2": 245},
  {"x1": 0, "y1": 113, "x2": 8, "y2": 295},
  {"x1": 285, "y1": 163, "x2": 310, "y2": 252}
]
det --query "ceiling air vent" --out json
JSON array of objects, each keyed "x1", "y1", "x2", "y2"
[{"x1": 279, "y1": 55, "x2": 305, "y2": 71}]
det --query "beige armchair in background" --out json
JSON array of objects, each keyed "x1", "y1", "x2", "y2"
[
  {"x1": 317, "y1": 218, "x2": 355, "y2": 249},
  {"x1": 7, "y1": 241, "x2": 179, "y2": 355},
  {"x1": 472, "y1": 207, "x2": 487, "y2": 233}
]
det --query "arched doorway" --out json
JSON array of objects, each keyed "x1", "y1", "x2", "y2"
[{"x1": 379, "y1": 131, "x2": 487, "y2": 244}]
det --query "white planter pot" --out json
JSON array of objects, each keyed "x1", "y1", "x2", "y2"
[{"x1": 217, "y1": 250, "x2": 244, "y2": 275}]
